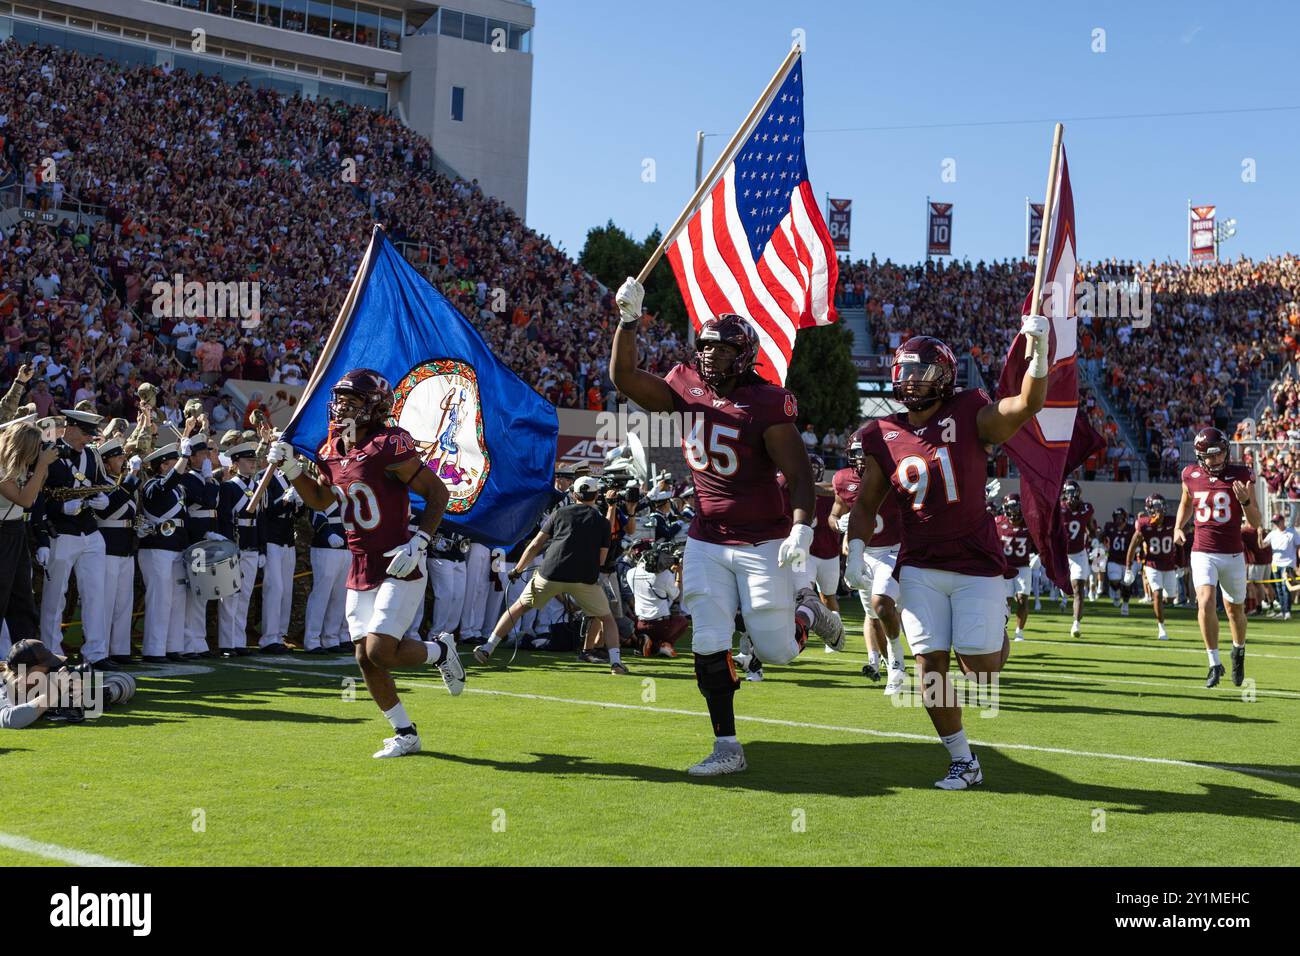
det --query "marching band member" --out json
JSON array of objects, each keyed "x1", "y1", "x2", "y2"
[
  {"x1": 94, "y1": 438, "x2": 139, "y2": 665},
  {"x1": 178, "y1": 435, "x2": 221, "y2": 658},
  {"x1": 259, "y1": 466, "x2": 301, "y2": 654},
  {"x1": 216, "y1": 443, "x2": 263, "y2": 657},
  {"x1": 39, "y1": 408, "x2": 112, "y2": 667},
  {"x1": 428, "y1": 530, "x2": 468, "y2": 637},
  {"x1": 304, "y1": 496, "x2": 350, "y2": 653},
  {"x1": 458, "y1": 541, "x2": 491, "y2": 643},
  {"x1": 480, "y1": 547, "x2": 511, "y2": 641},
  {"x1": 138, "y1": 443, "x2": 192, "y2": 663}
]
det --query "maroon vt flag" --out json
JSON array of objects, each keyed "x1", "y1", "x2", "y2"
[{"x1": 997, "y1": 145, "x2": 1106, "y2": 591}]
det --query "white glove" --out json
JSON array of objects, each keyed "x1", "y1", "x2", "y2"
[
  {"x1": 35, "y1": 546, "x2": 49, "y2": 568},
  {"x1": 201, "y1": 458, "x2": 213, "y2": 479},
  {"x1": 205, "y1": 531, "x2": 227, "y2": 542},
  {"x1": 615, "y1": 277, "x2": 644, "y2": 326},
  {"x1": 985, "y1": 478, "x2": 1002, "y2": 502},
  {"x1": 1022, "y1": 313, "x2": 1050, "y2": 378},
  {"x1": 128, "y1": 455, "x2": 142, "y2": 474},
  {"x1": 384, "y1": 530, "x2": 430, "y2": 577},
  {"x1": 257, "y1": 553, "x2": 267, "y2": 569},
  {"x1": 62, "y1": 499, "x2": 83, "y2": 516},
  {"x1": 327, "y1": 533, "x2": 345, "y2": 549},
  {"x1": 180, "y1": 438, "x2": 194, "y2": 457},
  {"x1": 1123, "y1": 568, "x2": 1136, "y2": 586},
  {"x1": 88, "y1": 493, "x2": 110, "y2": 510},
  {"x1": 844, "y1": 538, "x2": 869, "y2": 590},
  {"x1": 836, "y1": 513, "x2": 851, "y2": 534},
  {"x1": 268, "y1": 441, "x2": 301, "y2": 480},
  {"x1": 778, "y1": 523, "x2": 814, "y2": 569},
  {"x1": 282, "y1": 487, "x2": 301, "y2": 508}
]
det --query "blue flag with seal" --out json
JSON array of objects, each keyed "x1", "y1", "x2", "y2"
[{"x1": 281, "y1": 226, "x2": 558, "y2": 547}]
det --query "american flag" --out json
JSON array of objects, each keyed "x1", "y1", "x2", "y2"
[{"x1": 667, "y1": 56, "x2": 838, "y2": 385}]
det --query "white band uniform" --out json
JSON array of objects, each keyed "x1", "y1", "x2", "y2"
[{"x1": 1190, "y1": 551, "x2": 1247, "y2": 605}]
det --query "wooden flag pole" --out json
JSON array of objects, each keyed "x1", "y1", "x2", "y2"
[
  {"x1": 1025, "y1": 122, "x2": 1064, "y2": 359},
  {"x1": 243, "y1": 224, "x2": 382, "y2": 512},
  {"x1": 634, "y1": 42, "x2": 803, "y2": 286}
]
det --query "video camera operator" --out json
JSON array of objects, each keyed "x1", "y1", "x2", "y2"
[
  {"x1": 475, "y1": 476, "x2": 628, "y2": 675},
  {"x1": 626, "y1": 539, "x2": 687, "y2": 658},
  {"x1": 0, "y1": 639, "x2": 136, "y2": 729}
]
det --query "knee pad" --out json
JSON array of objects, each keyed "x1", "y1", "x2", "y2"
[{"x1": 694, "y1": 649, "x2": 739, "y2": 693}]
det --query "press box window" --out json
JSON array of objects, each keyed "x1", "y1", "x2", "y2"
[{"x1": 451, "y1": 86, "x2": 464, "y2": 121}]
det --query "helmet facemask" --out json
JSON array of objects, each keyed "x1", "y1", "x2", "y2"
[
  {"x1": 694, "y1": 340, "x2": 741, "y2": 388},
  {"x1": 891, "y1": 361, "x2": 949, "y2": 411}
]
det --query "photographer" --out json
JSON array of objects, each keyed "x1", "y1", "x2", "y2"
[
  {"x1": 625, "y1": 540, "x2": 687, "y2": 658},
  {"x1": 475, "y1": 476, "x2": 627, "y2": 675},
  {"x1": 0, "y1": 418, "x2": 58, "y2": 653},
  {"x1": 1, "y1": 639, "x2": 135, "y2": 729}
]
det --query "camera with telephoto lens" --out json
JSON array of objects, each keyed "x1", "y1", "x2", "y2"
[{"x1": 640, "y1": 541, "x2": 677, "y2": 573}]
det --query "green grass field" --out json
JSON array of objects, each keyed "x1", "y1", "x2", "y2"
[{"x1": 4, "y1": 599, "x2": 1298, "y2": 866}]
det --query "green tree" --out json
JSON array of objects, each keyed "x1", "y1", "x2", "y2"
[
  {"x1": 578, "y1": 221, "x2": 687, "y2": 337},
  {"x1": 785, "y1": 323, "x2": 860, "y2": 434}
]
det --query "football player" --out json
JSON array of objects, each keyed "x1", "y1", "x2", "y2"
[
  {"x1": 1125, "y1": 494, "x2": 1178, "y2": 641},
  {"x1": 267, "y1": 369, "x2": 465, "y2": 758},
  {"x1": 1059, "y1": 479, "x2": 1097, "y2": 635},
  {"x1": 844, "y1": 319, "x2": 1049, "y2": 790},
  {"x1": 994, "y1": 493, "x2": 1037, "y2": 642},
  {"x1": 1173, "y1": 427, "x2": 1261, "y2": 687},
  {"x1": 1103, "y1": 508, "x2": 1134, "y2": 615},
  {"x1": 610, "y1": 281, "x2": 843, "y2": 777},
  {"x1": 830, "y1": 432, "x2": 906, "y2": 694}
]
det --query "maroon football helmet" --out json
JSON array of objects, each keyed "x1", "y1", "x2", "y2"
[
  {"x1": 848, "y1": 427, "x2": 867, "y2": 476},
  {"x1": 1194, "y1": 427, "x2": 1229, "y2": 475},
  {"x1": 1144, "y1": 493, "x2": 1166, "y2": 517},
  {"x1": 891, "y1": 336, "x2": 957, "y2": 411},
  {"x1": 1061, "y1": 478, "x2": 1082, "y2": 504},
  {"x1": 329, "y1": 368, "x2": 393, "y2": 430},
  {"x1": 808, "y1": 454, "x2": 825, "y2": 484},
  {"x1": 1003, "y1": 493, "x2": 1022, "y2": 523},
  {"x1": 695, "y1": 314, "x2": 759, "y2": 386}
]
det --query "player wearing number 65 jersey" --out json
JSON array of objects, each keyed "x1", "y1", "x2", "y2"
[
  {"x1": 610, "y1": 280, "x2": 842, "y2": 778},
  {"x1": 266, "y1": 368, "x2": 464, "y2": 759},
  {"x1": 844, "y1": 321, "x2": 1050, "y2": 791},
  {"x1": 1174, "y1": 427, "x2": 1261, "y2": 688}
]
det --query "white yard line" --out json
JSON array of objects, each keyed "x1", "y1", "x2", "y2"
[
  {"x1": 0, "y1": 831, "x2": 138, "y2": 867},
  {"x1": 227, "y1": 661, "x2": 1300, "y2": 781},
  {"x1": 1021, "y1": 636, "x2": 1300, "y2": 661}
]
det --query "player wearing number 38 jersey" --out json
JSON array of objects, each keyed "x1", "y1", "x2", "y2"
[
  {"x1": 845, "y1": 322, "x2": 1050, "y2": 791},
  {"x1": 1174, "y1": 426, "x2": 1261, "y2": 689},
  {"x1": 266, "y1": 368, "x2": 466, "y2": 760},
  {"x1": 610, "y1": 279, "x2": 842, "y2": 779}
]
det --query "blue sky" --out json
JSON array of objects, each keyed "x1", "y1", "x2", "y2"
[{"x1": 526, "y1": 0, "x2": 1300, "y2": 266}]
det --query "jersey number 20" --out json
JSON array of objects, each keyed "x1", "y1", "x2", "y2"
[{"x1": 335, "y1": 482, "x2": 380, "y2": 531}]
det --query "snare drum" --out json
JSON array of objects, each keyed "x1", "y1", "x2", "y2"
[{"x1": 182, "y1": 540, "x2": 244, "y2": 601}]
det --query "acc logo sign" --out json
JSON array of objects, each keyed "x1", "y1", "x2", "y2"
[{"x1": 392, "y1": 359, "x2": 490, "y2": 514}]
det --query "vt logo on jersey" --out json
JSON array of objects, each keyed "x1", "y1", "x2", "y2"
[{"x1": 392, "y1": 359, "x2": 490, "y2": 513}]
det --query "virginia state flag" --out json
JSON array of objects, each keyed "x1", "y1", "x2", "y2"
[
  {"x1": 996, "y1": 144, "x2": 1105, "y2": 590},
  {"x1": 282, "y1": 226, "x2": 558, "y2": 546}
]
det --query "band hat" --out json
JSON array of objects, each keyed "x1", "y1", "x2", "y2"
[
  {"x1": 61, "y1": 408, "x2": 104, "y2": 430},
  {"x1": 0, "y1": 413, "x2": 38, "y2": 430},
  {"x1": 648, "y1": 489, "x2": 673, "y2": 502},
  {"x1": 97, "y1": 438, "x2": 125, "y2": 458},
  {"x1": 145, "y1": 443, "x2": 180, "y2": 464},
  {"x1": 35, "y1": 416, "x2": 63, "y2": 431},
  {"x1": 228, "y1": 442, "x2": 259, "y2": 460},
  {"x1": 186, "y1": 434, "x2": 210, "y2": 453}
]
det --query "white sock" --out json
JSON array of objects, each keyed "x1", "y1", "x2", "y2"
[
  {"x1": 608, "y1": 647, "x2": 622, "y2": 665},
  {"x1": 868, "y1": 649, "x2": 881, "y2": 668},
  {"x1": 887, "y1": 636, "x2": 903, "y2": 667},
  {"x1": 1014, "y1": 626, "x2": 1024, "y2": 636},
  {"x1": 423, "y1": 641, "x2": 446, "y2": 664},
  {"x1": 383, "y1": 702, "x2": 411, "y2": 731},
  {"x1": 1208, "y1": 648, "x2": 1221, "y2": 667},
  {"x1": 717, "y1": 735, "x2": 740, "y2": 747},
  {"x1": 940, "y1": 729, "x2": 972, "y2": 762},
  {"x1": 484, "y1": 633, "x2": 503, "y2": 652}
]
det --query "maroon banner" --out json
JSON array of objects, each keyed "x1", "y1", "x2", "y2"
[
  {"x1": 927, "y1": 202, "x2": 952, "y2": 256},
  {"x1": 1189, "y1": 204, "x2": 1216, "y2": 264},
  {"x1": 997, "y1": 145, "x2": 1105, "y2": 591},
  {"x1": 827, "y1": 198, "x2": 852, "y2": 252},
  {"x1": 1026, "y1": 202, "x2": 1044, "y2": 258}
]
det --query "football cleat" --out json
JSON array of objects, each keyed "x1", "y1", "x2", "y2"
[
  {"x1": 797, "y1": 587, "x2": 844, "y2": 651},
  {"x1": 610, "y1": 662, "x2": 630, "y2": 676},
  {"x1": 373, "y1": 732, "x2": 421, "y2": 759},
  {"x1": 1013, "y1": 628, "x2": 1025, "y2": 642},
  {"x1": 1070, "y1": 620, "x2": 1081, "y2": 637},
  {"x1": 862, "y1": 662, "x2": 882, "y2": 682},
  {"x1": 656, "y1": 644, "x2": 677, "y2": 658},
  {"x1": 935, "y1": 755, "x2": 983, "y2": 790},
  {"x1": 1205, "y1": 663, "x2": 1226, "y2": 688},
  {"x1": 687, "y1": 742, "x2": 747, "y2": 776},
  {"x1": 1230, "y1": 646, "x2": 1245, "y2": 687},
  {"x1": 436, "y1": 639, "x2": 466, "y2": 695},
  {"x1": 884, "y1": 665, "x2": 907, "y2": 697},
  {"x1": 744, "y1": 655, "x2": 764, "y2": 682},
  {"x1": 472, "y1": 644, "x2": 494, "y2": 665}
]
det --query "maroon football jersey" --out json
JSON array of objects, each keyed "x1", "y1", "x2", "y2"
[
  {"x1": 1182, "y1": 463, "x2": 1253, "y2": 554},
  {"x1": 832, "y1": 465, "x2": 902, "y2": 548},
  {"x1": 995, "y1": 514, "x2": 1035, "y2": 568},
  {"x1": 1135, "y1": 514, "x2": 1179, "y2": 571},
  {"x1": 1104, "y1": 521, "x2": 1133, "y2": 564},
  {"x1": 776, "y1": 478, "x2": 840, "y2": 559},
  {"x1": 317, "y1": 424, "x2": 422, "y2": 590},
  {"x1": 667, "y1": 364, "x2": 795, "y2": 546},
  {"x1": 859, "y1": 388, "x2": 1004, "y2": 577},
  {"x1": 1060, "y1": 502, "x2": 1095, "y2": 553}
]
